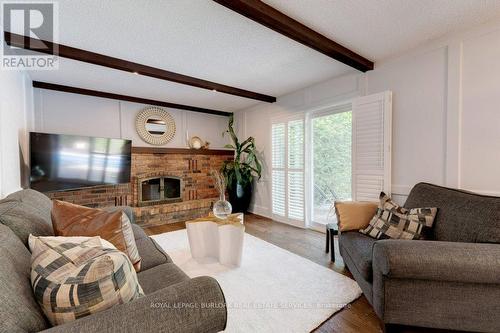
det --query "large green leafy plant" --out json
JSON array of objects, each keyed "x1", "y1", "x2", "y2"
[{"x1": 221, "y1": 115, "x2": 262, "y2": 189}]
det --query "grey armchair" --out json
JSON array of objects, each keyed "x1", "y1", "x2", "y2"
[{"x1": 339, "y1": 183, "x2": 500, "y2": 332}]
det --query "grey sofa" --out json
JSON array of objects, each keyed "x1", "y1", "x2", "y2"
[
  {"x1": 0, "y1": 189, "x2": 227, "y2": 333},
  {"x1": 339, "y1": 182, "x2": 500, "y2": 333}
]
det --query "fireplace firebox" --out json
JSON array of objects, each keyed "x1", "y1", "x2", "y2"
[{"x1": 138, "y1": 176, "x2": 181, "y2": 206}]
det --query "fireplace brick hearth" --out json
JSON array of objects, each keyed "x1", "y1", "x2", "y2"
[{"x1": 44, "y1": 148, "x2": 233, "y2": 227}]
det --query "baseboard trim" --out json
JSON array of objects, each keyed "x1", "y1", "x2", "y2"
[{"x1": 248, "y1": 204, "x2": 271, "y2": 218}]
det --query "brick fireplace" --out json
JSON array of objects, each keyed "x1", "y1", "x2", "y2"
[
  {"x1": 137, "y1": 175, "x2": 182, "y2": 206},
  {"x1": 45, "y1": 147, "x2": 233, "y2": 227}
]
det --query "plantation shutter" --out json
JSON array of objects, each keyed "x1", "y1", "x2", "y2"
[
  {"x1": 352, "y1": 91, "x2": 392, "y2": 201},
  {"x1": 272, "y1": 123, "x2": 286, "y2": 217},
  {"x1": 287, "y1": 119, "x2": 304, "y2": 221},
  {"x1": 271, "y1": 117, "x2": 305, "y2": 225}
]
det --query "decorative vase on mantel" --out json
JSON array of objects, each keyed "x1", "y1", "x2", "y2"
[{"x1": 211, "y1": 169, "x2": 232, "y2": 219}]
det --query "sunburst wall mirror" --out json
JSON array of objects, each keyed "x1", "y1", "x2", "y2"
[{"x1": 136, "y1": 106, "x2": 176, "y2": 145}]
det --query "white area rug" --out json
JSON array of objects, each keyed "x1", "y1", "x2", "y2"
[{"x1": 152, "y1": 230, "x2": 362, "y2": 333}]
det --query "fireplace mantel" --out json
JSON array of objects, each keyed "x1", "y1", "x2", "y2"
[
  {"x1": 132, "y1": 147, "x2": 234, "y2": 155},
  {"x1": 45, "y1": 146, "x2": 232, "y2": 228},
  {"x1": 130, "y1": 148, "x2": 233, "y2": 227}
]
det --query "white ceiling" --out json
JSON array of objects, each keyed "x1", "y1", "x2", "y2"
[
  {"x1": 26, "y1": 0, "x2": 500, "y2": 112},
  {"x1": 265, "y1": 0, "x2": 500, "y2": 61}
]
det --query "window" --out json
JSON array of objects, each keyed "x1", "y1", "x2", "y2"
[
  {"x1": 272, "y1": 123, "x2": 285, "y2": 217},
  {"x1": 271, "y1": 117, "x2": 304, "y2": 224},
  {"x1": 270, "y1": 92, "x2": 391, "y2": 229},
  {"x1": 311, "y1": 105, "x2": 352, "y2": 225},
  {"x1": 287, "y1": 120, "x2": 304, "y2": 221}
]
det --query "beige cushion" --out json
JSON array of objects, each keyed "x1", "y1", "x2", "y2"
[
  {"x1": 335, "y1": 201, "x2": 378, "y2": 232},
  {"x1": 30, "y1": 236, "x2": 144, "y2": 326},
  {"x1": 51, "y1": 200, "x2": 142, "y2": 271}
]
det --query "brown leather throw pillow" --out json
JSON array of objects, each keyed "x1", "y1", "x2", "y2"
[{"x1": 51, "y1": 200, "x2": 142, "y2": 271}]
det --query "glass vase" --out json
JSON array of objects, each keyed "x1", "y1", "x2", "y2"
[{"x1": 213, "y1": 194, "x2": 232, "y2": 219}]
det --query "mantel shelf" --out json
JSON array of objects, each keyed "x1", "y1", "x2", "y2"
[{"x1": 131, "y1": 147, "x2": 234, "y2": 156}]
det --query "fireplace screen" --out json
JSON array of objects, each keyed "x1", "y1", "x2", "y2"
[{"x1": 138, "y1": 176, "x2": 181, "y2": 206}]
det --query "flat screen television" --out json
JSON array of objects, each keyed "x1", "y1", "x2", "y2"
[{"x1": 30, "y1": 132, "x2": 131, "y2": 192}]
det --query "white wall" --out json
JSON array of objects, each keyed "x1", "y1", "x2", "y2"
[
  {"x1": 238, "y1": 19, "x2": 500, "y2": 217},
  {"x1": 364, "y1": 46, "x2": 448, "y2": 197},
  {"x1": 366, "y1": 19, "x2": 500, "y2": 198},
  {"x1": 460, "y1": 29, "x2": 500, "y2": 193},
  {"x1": 0, "y1": 70, "x2": 34, "y2": 198},
  {"x1": 34, "y1": 89, "x2": 230, "y2": 148}
]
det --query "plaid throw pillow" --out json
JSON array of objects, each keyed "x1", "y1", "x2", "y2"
[
  {"x1": 30, "y1": 236, "x2": 144, "y2": 326},
  {"x1": 360, "y1": 192, "x2": 437, "y2": 240}
]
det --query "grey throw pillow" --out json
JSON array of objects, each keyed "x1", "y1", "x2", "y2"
[{"x1": 0, "y1": 200, "x2": 54, "y2": 245}]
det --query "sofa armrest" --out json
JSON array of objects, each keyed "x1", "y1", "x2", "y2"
[
  {"x1": 41, "y1": 276, "x2": 227, "y2": 333},
  {"x1": 102, "y1": 206, "x2": 135, "y2": 224},
  {"x1": 373, "y1": 240, "x2": 500, "y2": 284}
]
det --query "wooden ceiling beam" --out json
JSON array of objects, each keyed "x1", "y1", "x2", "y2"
[
  {"x1": 213, "y1": 0, "x2": 374, "y2": 72},
  {"x1": 5, "y1": 31, "x2": 276, "y2": 103},
  {"x1": 32, "y1": 81, "x2": 233, "y2": 117}
]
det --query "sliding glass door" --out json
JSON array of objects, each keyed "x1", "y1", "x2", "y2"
[
  {"x1": 271, "y1": 94, "x2": 391, "y2": 230},
  {"x1": 310, "y1": 106, "x2": 352, "y2": 226}
]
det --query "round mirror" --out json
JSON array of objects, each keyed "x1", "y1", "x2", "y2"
[
  {"x1": 145, "y1": 118, "x2": 167, "y2": 136},
  {"x1": 136, "y1": 107, "x2": 176, "y2": 145}
]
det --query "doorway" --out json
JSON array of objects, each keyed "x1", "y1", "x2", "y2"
[{"x1": 310, "y1": 106, "x2": 352, "y2": 228}]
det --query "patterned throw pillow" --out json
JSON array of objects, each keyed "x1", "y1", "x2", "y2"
[
  {"x1": 28, "y1": 234, "x2": 117, "y2": 252},
  {"x1": 51, "y1": 200, "x2": 142, "y2": 271},
  {"x1": 30, "y1": 236, "x2": 144, "y2": 326},
  {"x1": 360, "y1": 192, "x2": 437, "y2": 240}
]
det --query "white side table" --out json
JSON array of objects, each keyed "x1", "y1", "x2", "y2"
[{"x1": 186, "y1": 213, "x2": 244, "y2": 266}]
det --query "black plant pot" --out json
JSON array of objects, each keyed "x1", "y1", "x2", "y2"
[{"x1": 227, "y1": 181, "x2": 253, "y2": 213}]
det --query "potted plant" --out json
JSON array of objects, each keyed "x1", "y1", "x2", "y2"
[{"x1": 221, "y1": 115, "x2": 262, "y2": 213}]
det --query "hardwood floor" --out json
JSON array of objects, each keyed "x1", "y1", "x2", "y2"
[{"x1": 143, "y1": 214, "x2": 460, "y2": 333}]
